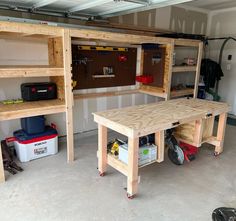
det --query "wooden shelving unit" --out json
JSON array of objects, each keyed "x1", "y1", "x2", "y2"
[
  {"x1": 171, "y1": 40, "x2": 203, "y2": 99},
  {"x1": 137, "y1": 39, "x2": 203, "y2": 100},
  {"x1": 0, "y1": 21, "x2": 74, "y2": 183}
]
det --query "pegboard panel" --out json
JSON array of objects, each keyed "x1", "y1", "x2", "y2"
[
  {"x1": 72, "y1": 45, "x2": 137, "y2": 90},
  {"x1": 142, "y1": 47, "x2": 166, "y2": 88}
]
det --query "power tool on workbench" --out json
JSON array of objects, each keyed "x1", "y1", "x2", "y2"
[
  {"x1": 107, "y1": 139, "x2": 126, "y2": 156},
  {"x1": 166, "y1": 129, "x2": 198, "y2": 165},
  {"x1": 166, "y1": 129, "x2": 184, "y2": 165}
]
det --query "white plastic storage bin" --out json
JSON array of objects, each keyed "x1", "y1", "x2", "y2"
[
  {"x1": 119, "y1": 144, "x2": 157, "y2": 166},
  {"x1": 13, "y1": 126, "x2": 58, "y2": 162}
]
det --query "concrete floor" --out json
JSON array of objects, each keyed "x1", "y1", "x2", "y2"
[{"x1": 0, "y1": 125, "x2": 236, "y2": 221}]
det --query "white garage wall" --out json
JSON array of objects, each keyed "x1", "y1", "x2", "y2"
[
  {"x1": 207, "y1": 9, "x2": 236, "y2": 115},
  {"x1": 109, "y1": 6, "x2": 208, "y2": 35},
  {"x1": 0, "y1": 38, "x2": 157, "y2": 140}
]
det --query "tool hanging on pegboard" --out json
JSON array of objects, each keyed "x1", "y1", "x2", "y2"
[
  {"x1": 78, "y1": 45, "x2": 128, "y2": 52},
  {"x1": 118, "y1": 54, "x2": 128, "y2": 62},
  {"x1": 72, "y1": 56, "x2": 93, "y2": 65},
  {"x1": 72, "y1": 55, "x2": 93, "y2": 80}
]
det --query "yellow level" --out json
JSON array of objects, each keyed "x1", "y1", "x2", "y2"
[{"x1": 78, "y1": 45, "x2": 128, "y2": 52}]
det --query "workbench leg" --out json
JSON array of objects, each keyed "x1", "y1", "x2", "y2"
[
  {"x1": 127, "y1": 137, "x2": 139, "y2": 198},
  {"x1": 0, "y1": 143, "x2": 5, "y2": 183},
  {"x1": 215, "y1": 113, "x2": 227, "y2": 155},
  {"x1": 98, "y1": 124, "x2": 108, "y2": 176},
  {"x1": 155, "y1": 131, "x2": 165, "y2": 163},
  {"x1": 193, "y1": 119, "x2": 204, "y2": 146}
]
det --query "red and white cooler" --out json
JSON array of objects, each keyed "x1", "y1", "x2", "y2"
[{"x1": 12, "y1": 126, "x2": 58, "y2": 162}]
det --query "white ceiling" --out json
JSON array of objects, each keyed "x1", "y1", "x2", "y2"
[
  {"x1": 0, "y1": 0, "x2": 194, "y2": 19},
  {"x1": 1, "y1": 0, "x2": 234, "y2": 21},
  {"x1": 183, "y1": 0, "x2": 236, "y2": 11}
]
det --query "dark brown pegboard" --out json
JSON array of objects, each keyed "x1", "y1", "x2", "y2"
[
  {"x1": 142, "y1": 48, "x2": 165, "y2": 88},
  {"x1": 72, "y1": 45, "x2": 137, "y2": 90}
]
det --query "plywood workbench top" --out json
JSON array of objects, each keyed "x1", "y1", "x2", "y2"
[{"x1": 93, "y1": 98, "x2": 230, "y2": 138}]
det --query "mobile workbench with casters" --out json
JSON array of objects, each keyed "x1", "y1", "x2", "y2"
[{"x1": 93, "y1": 98, "x2": 230, "y2": 198}]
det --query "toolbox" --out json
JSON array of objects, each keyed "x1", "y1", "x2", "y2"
[
  {"x1": 21, "y1": 116, "x2": 45, "y2": 134},
  {"x1": 13, "y1": 126, "x2": 58, "y2": 162},
  {"x1": 21, "y1": 82, "x2": 57, "y2": 101},
  {"x1": 119, "y1": 144, "x2": 157, "y2": 166}
]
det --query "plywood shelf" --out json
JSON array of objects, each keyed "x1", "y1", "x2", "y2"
[
  {"x1": 175, "y1": 135, "x2": 199, "y2": 147},
  {"x1": 0, "y1": 99, "x2": 66, "y2": 121},
  {"x1": 139, "y1": 85, "x2": 167, "y2": 99},
  {"x1": 170, "y1": 88, "x2": 194, "y2": 98},
  {"x1": 74, "y1": 89, "x2": 139, "y2": 100},
  {"x1": 175, "y1": 135, "x2": 221, "y2": 148},
  {"x1": 0, "y1": 21, "x2": 63, "y2": 38},
  {"x1": 0, "y1": 65, "x2": 64, "y2": 78},
  {"x1": 172, "y1": 66, "x2": 197, "y2": 73},
  {"x1": 174, "y1": 39, "x2": 200, "y2": 47},
  {"x1": 138, "y1": 160, "x2": 158, "y2": 168},
  {"x1": 107, "y1": 153, "x2": 158, "y2": 174}
]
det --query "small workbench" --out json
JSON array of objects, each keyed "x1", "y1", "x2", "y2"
[{"x1": 93, "y1": 98, "x2": 230, "y2": 198}]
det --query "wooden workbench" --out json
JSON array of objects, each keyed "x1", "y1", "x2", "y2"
[{"x1": 93, "y1": 98, "x2": 230, "y2": 198}]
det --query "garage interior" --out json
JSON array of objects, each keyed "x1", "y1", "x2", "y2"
[{"x1": 0, "y1": 0, "x2": 236, "y2": 220}]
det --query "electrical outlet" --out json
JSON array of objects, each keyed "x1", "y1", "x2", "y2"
[{"x1": 227, "y1": 63, "x2": 231, "y2": 71}]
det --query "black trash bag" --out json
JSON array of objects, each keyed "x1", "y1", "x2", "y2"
[{"x1": 212, "y1": 207, "x2": 236, "y2": 221}]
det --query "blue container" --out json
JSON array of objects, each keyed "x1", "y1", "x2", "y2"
[
  {"x1": 21, "y1": 116, "x2": 45, "y2": 134},
  {"x1": 198, "y1": 84, "x2": 206, "y2": 99},
  {"x1": 14, "y1": 126, "x2": 57, "y2": 142}
]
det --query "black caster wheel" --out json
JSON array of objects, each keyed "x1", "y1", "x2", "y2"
[
  {"x1": 99, "y1": 172, "x2": 105, "y2": 177},
  {"x1": 127, "y1": 193, "x2": 134, "y2": 199}
]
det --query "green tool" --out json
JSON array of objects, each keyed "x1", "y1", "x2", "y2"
[{"x1": 1, "y1": 99, "x2": 24, "y2": 105}]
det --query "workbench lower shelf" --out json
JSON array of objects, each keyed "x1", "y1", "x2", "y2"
[
  {"x1": 107, "y1": 154, "x2": 128, "y2": 176},
  {"x1": 0, "y1": 99, "x2": 66, "y2": 121},
  {"x1": 107, "y1": 153, "x2": 159, "y2": 175},
  {"x1": 175, "y1": 135, "x2": 221, "y2": 148}
]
